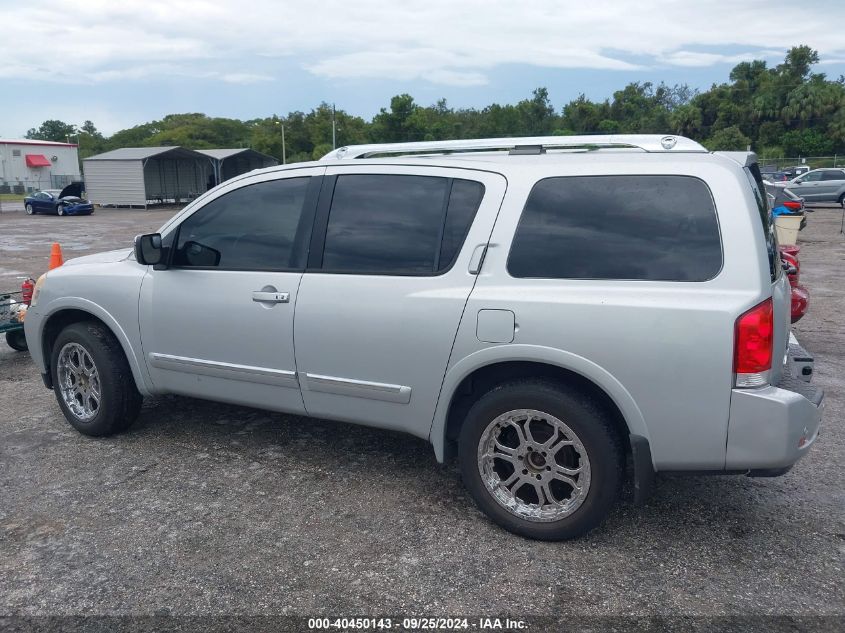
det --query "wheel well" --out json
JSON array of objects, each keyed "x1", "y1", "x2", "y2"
[
  {"x1": 41, "y1": 309, "x2": 111, "y2": 370},
  {"x1": 443, "y1": 361, "x2": 631, "y2": 458}
]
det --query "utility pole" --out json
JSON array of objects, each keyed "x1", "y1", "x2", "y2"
[
  {"x1": 281, "y1": 124, "x2": 286, "y2": 165},
  {"x1": 332, "y1": 103, "x2": 337, "y2": 150}
]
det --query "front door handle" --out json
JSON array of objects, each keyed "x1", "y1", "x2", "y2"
[{"x1": 252, "y1": 291, "x2": 290, "y2": 303}]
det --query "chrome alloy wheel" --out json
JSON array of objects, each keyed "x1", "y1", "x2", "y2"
[
  {"x1": 477, "y1": 409, "x2": 591, "y2": 522},
  {"x1": 57, "y1": 342, "x2": 101, "y2": 421}
]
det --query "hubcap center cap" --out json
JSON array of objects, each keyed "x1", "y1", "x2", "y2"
[{"x1": 526, "y1": 449, "x2": 546, "y2": 470}]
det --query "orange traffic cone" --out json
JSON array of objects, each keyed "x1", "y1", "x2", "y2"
[{"x1": 49, "y1": 243, "x2": 64, "y2": 270}]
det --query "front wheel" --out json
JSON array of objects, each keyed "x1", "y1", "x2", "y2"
[
  {"x1": 57, "y1": 205, "x2": 65, "y2": 216},
  {"x1": 458, "y1": 380, "x2": 623, "y2": 540},
  {"x1": 5, "y1": 329, "x2": 28, "y2": 351},
  {"x1": 50, "y1": 321, "x2": 142, "y2": 436},
  {"x1": 25, "y1": 204, "x2": 34, "y2": 215}
]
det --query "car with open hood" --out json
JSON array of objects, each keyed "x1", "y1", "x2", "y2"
[{"x1": 24, "y1": 183, "x2": 93, "y2": 216}]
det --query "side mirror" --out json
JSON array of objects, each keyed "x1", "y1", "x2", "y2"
[{"x1": 134, "y1": 233, "x2": 163, "y2": 266}]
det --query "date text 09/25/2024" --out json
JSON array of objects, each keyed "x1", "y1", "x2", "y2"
[{"x1": 307, "y1": 617, "x2": 528, "y2": 630}]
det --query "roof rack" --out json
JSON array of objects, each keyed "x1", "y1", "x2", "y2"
[{"x1": 321, "y1": 134, "x2": 708, "y2": 160}]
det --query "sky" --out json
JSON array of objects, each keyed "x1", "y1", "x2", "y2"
[{"x1": 1, "y1": 0, "x2": 844, "y2": 137}]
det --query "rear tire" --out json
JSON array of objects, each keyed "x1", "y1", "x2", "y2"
[
  {"x1": 50, "y1": 321, "x2": 142, "y2": 436},
  {"x1": 839, "y1": 193, "x2": 845, "y2": 209},
  {"x1": 5, "y1": 330, "x2": 28, "y2": 351},
  {"x1": 458, "y1": 379, "x2": 623, "y2": 540},
  {"x1": 25, "y1": 204, "x2": 34, "y2": 215}
]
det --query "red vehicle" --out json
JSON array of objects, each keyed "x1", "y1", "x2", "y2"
[{"x1": 779, "y1": 248, "x2": 808, "y2": 323}]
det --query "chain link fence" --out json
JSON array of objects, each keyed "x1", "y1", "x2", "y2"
[
  {"x1": 758, "y1": 156, "x2": 842, "y2": 171},
  {"x1": 0, "y1": 174, "x2": 79, "y2": 195}
]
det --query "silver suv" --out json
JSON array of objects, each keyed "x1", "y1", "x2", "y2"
[
  {"x1": 24, "y1": 135, "x2": 824, "y2": 540},
  {"x1": 783, "y1": 168, "x2": 845, "y2": 206}
]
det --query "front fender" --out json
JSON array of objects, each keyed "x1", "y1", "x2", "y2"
[
  {"x1": 34, "y1": 296, "x2": 154, "y2": 396},
  {"x1": 428, "y1": 344, "x2": 649, "y2": 463}
]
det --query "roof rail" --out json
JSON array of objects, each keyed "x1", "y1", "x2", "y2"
[{"x1": 321, "y1": 134, "x2": 708, "y2": 160}]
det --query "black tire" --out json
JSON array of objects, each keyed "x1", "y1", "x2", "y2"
[
  {"x1": 57, "y1": 205, "x2": 64, "y2": 216},
  {"x1": 839, "y1": 193, "x2": 845, "y2": 209},
  {"x1": 458, "y1": 379, "x2": 623, "y2": 540},
  {"x1": 25, "y1": 203, "x2": 34, "y2": 215},
  {"x1": 50, "y1": 321, "x2": 142, "y2": 436},
  {"x1": 5, "y1": 329, "x2": 28, "y2": 351}
]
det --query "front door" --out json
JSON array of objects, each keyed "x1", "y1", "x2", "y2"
[
  {"x1": 293, "y1": 166, "x2": 506, "y2": 439},
  {"x1": 790, "y1": 171, "x2": 822, "y2": 200},
  {"x1": 139, "y1": 168, "x2": 322, "y2": 413}
]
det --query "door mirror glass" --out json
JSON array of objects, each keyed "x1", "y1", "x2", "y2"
[
  {"x1": 135, "y1": 233, "x2": 163, "y2": 265},
  {"x1": 181, "y1": 240, "x2": 221, "y2": 267}
]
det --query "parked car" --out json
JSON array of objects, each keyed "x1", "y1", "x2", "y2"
[
  {"x1": 783, "y1": 168, "x2": 845, "y2": 206},
  {"x1": 783, "y1": 165, "x2": 811, "y2": 179},
  {"x1": 780, "y1": 249, "x2": 809, "y2": 323},
  {"x1": 24, "y1": 183, "x2": 93, "y2": 216},
  {"x1": 24, "y1": 135, "x2": 824, "y2": 540},
  {"x1": 762, "y1": 171, "x2": 789, "y2": 182},
  {"x1": 765, "y1": 182, "x2": 804, "y2": 212}
]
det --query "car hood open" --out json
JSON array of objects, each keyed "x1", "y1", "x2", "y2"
[{"x1": 59, "y1": 182, "x2": 84, "y2": 199}]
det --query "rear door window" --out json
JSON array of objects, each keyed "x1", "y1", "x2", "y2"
[
  {"x1": 507, "y1": 175, "x2": 722, "y2": 281},
  {"x1": 318, "y1": 174, "x2": 484, "y2": 274},
  {"x1": 821, "y1": 170, "x2": 845, "y2": 181}
]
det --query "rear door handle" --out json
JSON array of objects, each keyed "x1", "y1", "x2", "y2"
[{"x1": 252, "y1": 291, "x2": 290, "y2": 303}]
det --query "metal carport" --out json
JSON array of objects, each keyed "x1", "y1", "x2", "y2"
[
  {"x1": 83, "y1": 147, "x2": 214, "y2": 208},
  {"x1": 197, "y1": 148, "x2": 279, "y2": 186}
]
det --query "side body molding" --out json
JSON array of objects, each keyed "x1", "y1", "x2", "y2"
[{"x1": 428, "y1": 344, "x2": 650, "y2": 463}]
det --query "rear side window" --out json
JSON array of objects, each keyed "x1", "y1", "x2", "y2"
[
  {"x1": 821, "y1": 170, "x2": 845, "y2": 181},
  {"x1": 320, "y1": 174, "x2": 484, "y2": 274},
  {"x1": 508, "y1": 175, "x2": 722, "y2": 281},
  {"x1": 173, "y1": 177, "x2": 311, "y2": 270}
]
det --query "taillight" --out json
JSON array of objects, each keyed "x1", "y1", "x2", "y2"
[{"x1": 734, "y1": 298, "x2": 774, "y2": 386}]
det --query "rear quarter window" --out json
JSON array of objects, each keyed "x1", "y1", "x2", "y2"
[{"x1": 507, "y1": 175, "x2": 722, "y2": 281}]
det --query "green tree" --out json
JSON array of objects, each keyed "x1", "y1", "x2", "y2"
[
  {"x1": 26, "y1": 120, "x2": 77, "y2": 142},
  {"x1": 780, "y1": 129, "x2": 834, "y2": 156},
  {"x1": 704, "y1": 125, "x2": 751, "y2": 151}
]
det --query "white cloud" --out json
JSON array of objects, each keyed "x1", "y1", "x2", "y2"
[{"x1": 0, "y1": 0, "x2": 843, "y2": 88}]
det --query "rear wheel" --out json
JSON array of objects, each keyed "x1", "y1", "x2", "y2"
[
  {"x1": 839, "y1": 193, "x2": 845, "y2": 209},
  {"x1": 50, "y1": 321, "x2": 142, "y2": 436},
  {"x1": 5, "y1": 330, "x2": 27, "y2": 351},
  {"x1": 25, "y1": 204, "x2": 34, "y2": 215},
  {"x1": 458, "y1": 379, "x2": 623, "y2": 540}
]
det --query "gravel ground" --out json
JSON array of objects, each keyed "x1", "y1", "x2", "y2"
[{"x1": 0, "y1": 206, "x2": 843, "y2": 624}]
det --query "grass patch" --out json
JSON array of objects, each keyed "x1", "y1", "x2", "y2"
[{"x1": 0, "y1": 193, "x2": 25, "y2": 202}]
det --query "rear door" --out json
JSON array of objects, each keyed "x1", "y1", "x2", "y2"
[
  {"x1": 293, "y1": 165, "x2": 506, "y2": 438},
  {"x1": 818, "y1": 169, "x2": 845, "y2": 200}
]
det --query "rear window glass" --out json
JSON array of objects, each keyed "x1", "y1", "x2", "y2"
[{"x1": 507, "y1": 175, "x2": 722, "y2": 281}]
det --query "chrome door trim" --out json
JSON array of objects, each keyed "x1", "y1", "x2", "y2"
[
  {"x1": 300, "y1": 372, "x2": 412, "y2": 404},
  {"x1": 149, "y1": 353, "x2": 299, "y2": 388}
]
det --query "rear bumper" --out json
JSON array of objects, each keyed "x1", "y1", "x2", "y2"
[{"x1": 726, "y1": 373, "x2": 824, "y2": 471}]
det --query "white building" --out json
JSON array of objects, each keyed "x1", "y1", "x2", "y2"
[{"x1": 0, "y1": 139, "x2": 81, "y2": 194}]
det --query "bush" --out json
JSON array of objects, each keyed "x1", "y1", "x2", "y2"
[
  {"x1": 703, "y1": 126, "x2": 751, "y2": 151},
  {"x1": 780, "y1": 129, "x2": 834, "y2": 156}
]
